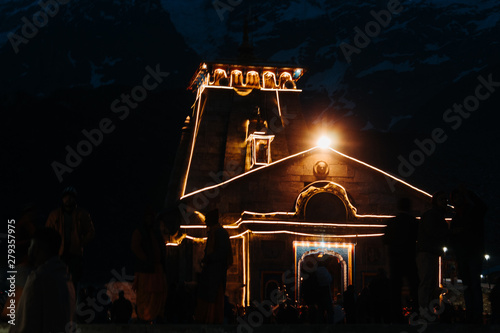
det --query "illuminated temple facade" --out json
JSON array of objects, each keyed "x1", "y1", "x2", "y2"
[{"x1": 166, "y1": 61, "x2": 433, "y2": 307}]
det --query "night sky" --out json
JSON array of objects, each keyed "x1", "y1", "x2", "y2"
[{"x1": 2, "y1": 0, "x2": 500, "y2": 285}]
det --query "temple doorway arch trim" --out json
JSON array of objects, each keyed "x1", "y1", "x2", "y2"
[
  {"x1": 295, "y1": 181, "x2": 357, "y2": 221},
  {"x1": 293, "y1": 241, "x2": 355, "y2": 302}
]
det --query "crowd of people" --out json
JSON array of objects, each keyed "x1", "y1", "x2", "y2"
[
  {"x1": 2, "y1": 187, "x2": 235, "y2": 331},
  {"x1": 1, "y1": 186, "x2": 498, "y2": 331},
  {"x1": 384, "y1": 188, "x2": 490, "y2": 325}
]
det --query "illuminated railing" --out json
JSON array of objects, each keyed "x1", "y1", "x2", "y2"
[{"x1": 207, "y1": 68, "x2": 298, "y2": 90}]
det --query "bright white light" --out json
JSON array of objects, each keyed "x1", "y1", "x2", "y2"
[
  {"x1": 481, "y1": 274, "x2": 484, "y2": 279},
  {"x1": 443, "y1": 247, "x2": 448, "y2": 253},
  {"x1": 317, "y1": 136, "x2": 331, "y2": 148},
  {"x1": 485, "y1": 254, "x2": 490, "y2": 260}
]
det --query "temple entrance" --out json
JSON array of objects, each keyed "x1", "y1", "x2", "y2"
[
  {"x1": 298, "y1": 251, "x2": 344, "y2": 305},
  {"x1": 305, "y1": 192, "x2": 347, "y2": 221},
  {"x1": 294, "y1": 181, "x2": 358, "y2": 222}
]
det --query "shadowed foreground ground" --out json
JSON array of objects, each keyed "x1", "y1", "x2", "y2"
[{"x1": 1, "y1": 323, "x2": 499, "y2": 333}]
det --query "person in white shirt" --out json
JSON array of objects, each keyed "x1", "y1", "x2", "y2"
[{"x1": 10, "y1": 228, "x2": 76, "y2": 333}]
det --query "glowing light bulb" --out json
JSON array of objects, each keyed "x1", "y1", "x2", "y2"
[
  {"x1": 317, "y1": 136, "x2": 331, "y2": 148},
  {"x1": 443, "y1": 247, "x2": 448, "y2": 253},
  {"x1": 485, "y1": 254, "x2": 490, "y2": 260}
]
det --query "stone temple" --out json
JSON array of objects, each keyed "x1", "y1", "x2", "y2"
[{"x1": 164, "y1": 59, "x2": 433, "y2": 308}]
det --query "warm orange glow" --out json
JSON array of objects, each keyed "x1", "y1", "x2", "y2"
[
  {"x1": 355, "y1": 214, "x2": 395, "y2": 219},
  {"x1": 203, "y1": 85, "x2": 233, "y2": 90},
  {"x1": 261, "y1": 88, "x2": 302, "y2": 92},
  {"x1": 180, "y1": 147, "x2": 432, "y2": 228},
  {"x1": 224, "y1": 219, "x2": 387, "y2": 228},
  {"x1": 248, "y1": 132, "x2": 275, "y2": 166},
  {"x1": 275, "y1": 90, "x2": 283, "y2": 120},
  {"x1": 211, "y1": 68, "x2": 227, "y2": 85},
  {"x1": 294, "y1": 241, "x2": 355, "y2": 299},
  {"x1": 263, "y1": 71, "x2": 277, "y2": 89},
  {"x1": 182, "y1": 146, "x2": 432, "y2": 200},
  {"x1": 243, "y1": 210, "x2": 295, "y2": 216},
  {"x1": 242, "y1": 235, "x2": 246, "y2": 306},
  {"x1": 317, "y1": 136, "x2": 331, "y2": 148},
  {"x1": 294, "y1": 245, "x2": 297, "y2": 300},
  {"x1": 230, "y1": 70, "x2": 243, "y2": 87},
  {"x1": 189, "y1": 63, "x2": 304, "y2": 91},
  {"x1": 439, "y1": 256, "x2": 442, "y2": 287},
  {"x1": 279, "y1": 72, "x2": 294, "y2": 88},
  {"x1": 253, "y1": 230, "x2": 384, "y2": 238},
  {"x1": 179, "y1": 220, "x2": 387, "y2": 232},
  {"x1": 325, "y1": 147, "x2": 433, "y2": 198},
  {"x1": 181, "y1": 84, "x2": 206, "y2": 197},
  {"x1": 184, "y1": 235, "x2": 206, "y2": 242},
  {"x1": 202, "y1": 84, "x2": 302, "y2": 92},
  {"x1": 181, "y1": 147, "x2": 318, "y2": 199},
  {"x1": 230, "y1": 230, "x2": 251, "y2": 239},
  {"x1": 294, "y1": 241, "x2": 354, "y2": 248},
  {"x1": 415, "y1": 217, "x2": 452, "y2": 221},
  {"x1": 246, "y1": 71, "x2": 260, "y2": 88},
  {"x1": 243, "y1": 233, "x2": 250, "y2": 306}
]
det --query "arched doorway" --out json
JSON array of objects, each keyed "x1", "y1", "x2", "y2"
[
  {"x1": 295, "y1": 181, "x2": 357, "y2": 221},
  {"x1": 305, "y1": 192, "x2": 347, "y2": 221},
  {"x1": 298, "y1": 251, "x2": 346, "y2": 305}
]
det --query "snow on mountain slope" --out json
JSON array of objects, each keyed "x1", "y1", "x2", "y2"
[
  {"x1": 0, "y1": 0, "x2": 498, "y2": 131},
  {"x1": 161, "y1": 0, "x2": 499, "y2": 131}
]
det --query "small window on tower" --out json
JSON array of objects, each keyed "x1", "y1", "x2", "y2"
[{"x1": 248, "y1": 132, "x2": 274, "y2": 167}]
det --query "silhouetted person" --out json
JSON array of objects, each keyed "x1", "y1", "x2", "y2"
[
  {"x1": 275, "y1": 298, "x2": 299, "y2": 324},
  {"x1": 450, "y1": 187, "x2": 487, "y2": 324},
  {"x1": 355, "y1": 287, "x2": 372, "y2": 323},
  {"x1": 111, "y1": 290, "x2": 133, "y2": 324},
  {"x1": 343, "y1": 285, "x2": 357, "y2": 324},
  {"x1": 301, "y1": 266, "x2": 318, "y2": 322},
  {"x1": 46, "y1": 186, "x2": 95, "y2": 289},
  {"x1": 131, "y1": 207, "x2": 167, "y2": 322},
  {"x1": 489, "y1": 277, "x2": 500, "y2": 324},
  {"x1": 10, "y1": 228, "x2": 75, "y2": 333},
  {"x1": 369, "y1": 268, "x2": 391, "y2": 323},
  {"x1": 384, "y1": 197, "x2": 419, "y2": 322},
  {"x1": 223, "y1": 295, "x2": 236, "y2": 324},
  {"x1": 416, "y1": 191, "x2": 449, "y2": 318},
  {"x1": 195, "y1": 209, "x2": 233, "y2": 324},
  {"x1": 316, "y1": 259, "x2": 335, "y2": 323},
  {"x1": 156, "y1": 208, "x2": 181, "y2": 323}
]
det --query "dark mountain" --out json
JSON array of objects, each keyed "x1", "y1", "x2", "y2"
[{"x1": 2, "y1": 0, "x2": 499, "y2": 282}]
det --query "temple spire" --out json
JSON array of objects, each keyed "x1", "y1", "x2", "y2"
[{"x1": 238, "y1": 12, "x2": 254, "y2": 62}]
